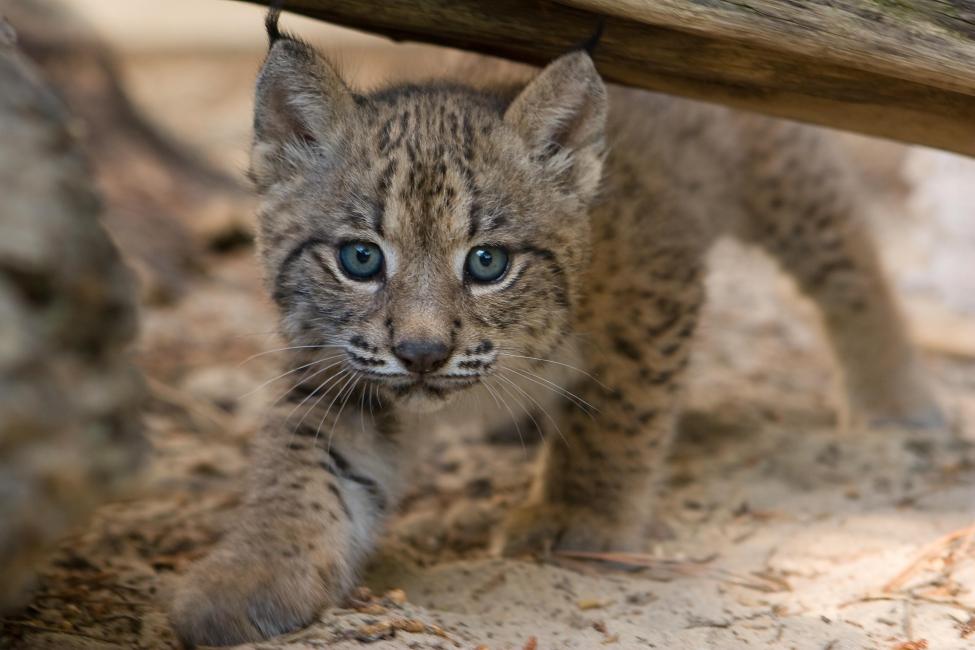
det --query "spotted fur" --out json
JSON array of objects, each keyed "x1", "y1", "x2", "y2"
[{"x1": 170, "y1": 13, "x2": 940, "y2": 646}]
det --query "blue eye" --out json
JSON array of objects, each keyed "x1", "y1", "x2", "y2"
[
  {"x1": 465, "y1": 246, "x2": 509, "y2": 283},
  {"x1": 338, "y1": 241, "x2": 384, "y2": 280}
]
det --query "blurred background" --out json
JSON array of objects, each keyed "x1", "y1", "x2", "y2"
[{"x1": 2, "y1": 1, "x2": 974, "y2": 647}]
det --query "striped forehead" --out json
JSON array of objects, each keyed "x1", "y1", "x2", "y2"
[{"x1": 363, "y1": 98, "x2": 497, "y2": 249}]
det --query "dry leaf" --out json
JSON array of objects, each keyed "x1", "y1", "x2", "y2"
[{"x1": 893, "y1": 641, "x2": 928, "y2": 650}]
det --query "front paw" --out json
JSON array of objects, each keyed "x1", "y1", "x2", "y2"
[
  {"x1": 850, "y1": 382, "x2": 946, "y2": 430},
  {"x1": 494, "y1": 502, "x2": 646, "y2": 558},
  {"x1": 847, "y1": 366, "x2": 945, "y2": 430},
  {"x1": 863, "y1": 403, "x2": 946, "y2": 430},
  {"x1": 169, "y1": 545, "x2": 337, "y2": 647}
]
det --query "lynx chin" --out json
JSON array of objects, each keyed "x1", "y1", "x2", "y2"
[{"x1": 170, "y1": 9, "x2": 941, "y2": 646}]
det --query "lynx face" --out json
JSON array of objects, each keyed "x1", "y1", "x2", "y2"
[{"x1": 250, "y1": 35, "x2": 607, "y2": 412}]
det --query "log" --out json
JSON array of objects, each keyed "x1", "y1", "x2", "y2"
[{"x1": 243, "y1": 0, "x2": 975, "y2": 157}]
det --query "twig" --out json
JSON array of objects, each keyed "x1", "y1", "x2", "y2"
[
  {"x1": 953, "y1": 524, "x2": 975, "y2": 562},
  {"x1": 556, "y1": 550, "x2": 715, "y2": 567},
  {"x1": 556, "y1": 550, "x2": 789, "y2": 592},
  {"x1": 883, "y1": 522, "x2": 975, "y2": 593},
  {"x1": 840, "y1": 592, "x2": 975, "y2": 614}
]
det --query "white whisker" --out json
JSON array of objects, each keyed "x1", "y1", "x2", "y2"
[
  {"x1": 268, "y1": 359, "x2": 338, "y2": 409},
  {"x1": 282, "y1": 366, "x2": 352, "y2": 453},
  {"x1": 503, "y1": 366, "x2": 599, "y2": 417},
  {"x1": 495, "y1": 374, "x2": 551, "y2": 446},
  {"x1": 483, "y1": 377, "x2": 526, "y2": 455},
  {"x1": 290, "y1": 367, "x2": 352, "y2": 437},
  {"x1": 359, "y1": 380, "x2": 367, "y2": 435},
  {"x1": 237, "y1": 344, "x2": 348, "y2": 367},
  {"x1": 238, "y1": 353, "x2": 345, "y2": 400},
  {"x1": 497, "y1": 372, "x2": 567, "y2": 447},
  {"x1": 496, "y1": 351, "x2": 609, "y2": 390},
  {"x1": 281, "y1": 360, "x2": 348, "y2": 421},
  {"x1": 323, "y1": 372, "x2": 360, "y2": 452}
]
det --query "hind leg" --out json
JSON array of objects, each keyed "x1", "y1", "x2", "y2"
[{"x1": 739, "y1": 125, "x2": 941, "y2": 428}]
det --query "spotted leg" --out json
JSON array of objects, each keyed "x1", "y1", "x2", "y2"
[
  {"x1": 739, "y1": 124, "x2": 942, "y2": 428},
  {"x1": 498, "y1": 243, "x2": 705, "y2": 554},
  {"x1": 170, "y1": 391, "x2": 400, "y2": 646}
]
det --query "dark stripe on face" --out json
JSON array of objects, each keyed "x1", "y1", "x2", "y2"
[
  {"x1": 462, "y1": 115, "x2": 475, "y2": 162},
  {"x1": 497, "y1": 262, "x2": 530, "y2": 292},
  {"x1": 273, "y1": 236, "x2": 332, "y2": 306},
  {"x1": 457, "y1": 163, "x2": 481, "y2": 238},
  {"x1": 516, "y1": 245, "x2": 557, "y2": 262},
  {"x1": 482, "y1": 211, "x2": 509, "y2": 233},
  {"x1": 309, "y1": 250, "x2": 344, "y2": 285},
  {"x1": 468, "y1": 200, "x2": 482, "y2": 238},
  {"x1": 349, "y1": 352, "x2": 385, "y2": 367},
  {"x1": 377, "y1": 117, "x2": 394, "y2": 153},
  {"x1": 375, "y1": 158, "x2": 398, "y2": 236},
  {"x1": 349, "y1": 335, "x2": 377, "y2": 353},
  {"x1": 341, "y1": 195, "x2": 383, "y2": 233},
  {"x1": 517, "y1": 245, "x2": 570, "y2": 309}
]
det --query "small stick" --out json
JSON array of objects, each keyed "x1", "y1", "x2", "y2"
[
  {"x1": 883, "y1": 523, "x2": 975, "y2": 593},
  {"x1": 840, "y1": 592, "x2": 975, "y2": 614},
  {"x1": 556, "y1": 550, "x2": 714, "y2": 566},
  {"x1": 952, "y1": 524, "x2": 975, "y2": 563}
]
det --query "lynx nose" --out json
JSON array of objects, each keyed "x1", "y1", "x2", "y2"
[{"x1": 393, "y1": 339, "x2": 451, "y2": 374}]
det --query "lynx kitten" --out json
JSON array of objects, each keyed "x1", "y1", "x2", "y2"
[{"x1": 171, "y1": 10, "x2": 939, "y2": 645}]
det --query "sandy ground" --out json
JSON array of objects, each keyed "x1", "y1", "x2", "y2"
[{"x1": 3, "y1": 21, "x2": 975, "y2": 650}]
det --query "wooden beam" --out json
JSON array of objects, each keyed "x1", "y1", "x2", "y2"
[{"x1": 239, "y1": 0, "x2": 975, "y2": 157}]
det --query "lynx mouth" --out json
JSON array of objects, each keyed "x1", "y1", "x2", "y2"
[
  {"x1": 346, "y1": 350, "x2": 485, "y2": 403},
  {"x1": 363, "y1": 374, "x2": 477, "y2": 413},
  {"x1": 405, "y1": 375, "x2": 479, "y2": 390},
  {"x1": 362, "y1": 372, "x2": 481, "y2": 399}
]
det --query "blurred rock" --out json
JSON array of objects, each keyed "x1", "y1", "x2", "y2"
[
  {"x1": 0, "y1": 21, "x2": 144, "y2": 612},
  {"x1": 5, "y1": 1, "x2": 254, "y2": 305}
]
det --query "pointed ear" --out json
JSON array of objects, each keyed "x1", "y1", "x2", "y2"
[
  {"x1": 250, "y1": 35, "x2": 357, "y2": 190},
  {"x1": 504, "y1": 52, "x2": 608, "y2": 196}
]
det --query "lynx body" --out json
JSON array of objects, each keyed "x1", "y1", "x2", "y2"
[{"x1": 171, "y1": 12, "x2": 938, "y2": 645}]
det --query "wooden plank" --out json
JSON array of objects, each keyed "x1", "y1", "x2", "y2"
[
  {"x1": 570, "y1": 1, "x2": 975, "y2": 95},
  {"x1": 241, "y1": 1, "x2": 975, "y2": 156}
]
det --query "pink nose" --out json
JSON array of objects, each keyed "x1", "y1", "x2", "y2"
[{"x1": 393, "y1": 339, "x2": 451, "y2": 374}]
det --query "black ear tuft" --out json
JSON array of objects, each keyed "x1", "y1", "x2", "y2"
[
  {"x1": 577, "y1": 17, "x2": 606, "y2": 55},
  {"x1": 265, "y1": 2, "x2": 284, "y2": 47},
  {"x1": 251, "y1": 9, "x2": 359, "y2": 191}
]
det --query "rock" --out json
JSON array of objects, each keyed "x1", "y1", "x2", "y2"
[{"x1": 0, "y1": 22, "x2": 144, "y2": 611}]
